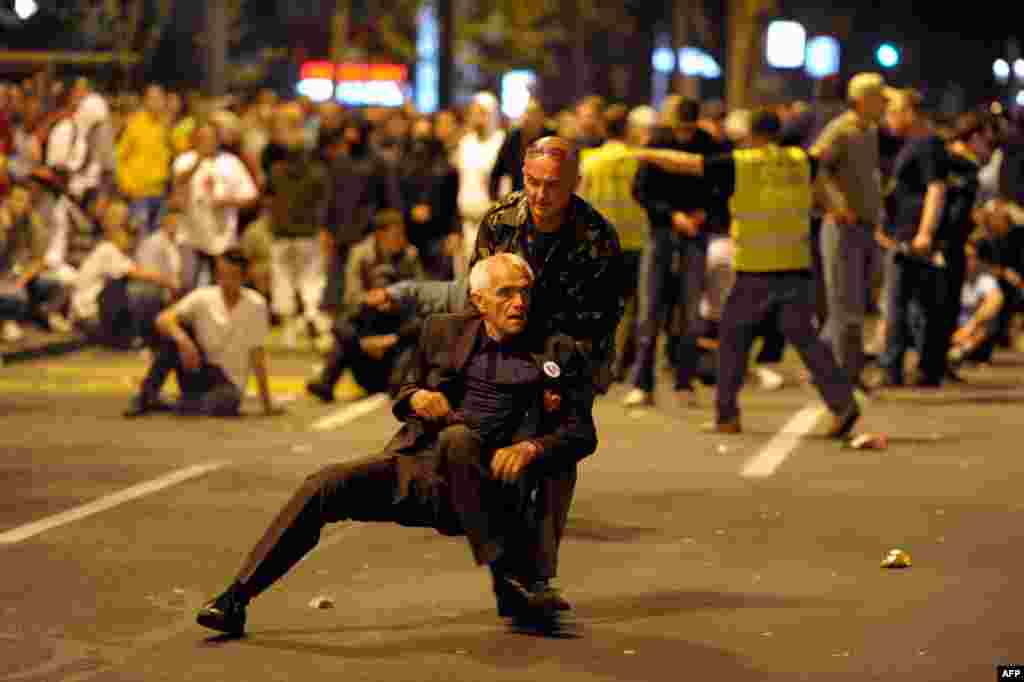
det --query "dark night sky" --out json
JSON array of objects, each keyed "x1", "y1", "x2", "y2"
[{"x1": 2, "y1": 1, "x2": 1022, "y2": 108}]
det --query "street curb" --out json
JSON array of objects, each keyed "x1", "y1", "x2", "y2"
[{"x1": 0, "y1": 336, "x2": 92, "y2": 365}]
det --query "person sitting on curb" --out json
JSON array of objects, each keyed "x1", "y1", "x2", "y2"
[{"x1": 124, "y1": 247, "x2": 282, "y2": 418}]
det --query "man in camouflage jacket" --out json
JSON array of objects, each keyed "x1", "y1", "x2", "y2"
[
  {"x1": 378, "y1": 136, "x2": 626, "y2": 394},
  {"x1": 369, "y1": 137, "x2": 624, "y2": 609}
]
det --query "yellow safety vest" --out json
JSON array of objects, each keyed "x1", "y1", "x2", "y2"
[{"x1": 729, "y1": 144, "x2": 813, "y2": 272}]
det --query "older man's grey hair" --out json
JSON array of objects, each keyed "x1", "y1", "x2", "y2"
[{"x1": 468, "y1": 253, "x2": 535, "y2": 295}]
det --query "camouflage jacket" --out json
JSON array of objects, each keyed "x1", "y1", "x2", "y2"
[{"x1": 470, "y1": 192, "x2": 625, "y2": 391}]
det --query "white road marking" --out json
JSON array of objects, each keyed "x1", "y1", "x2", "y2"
[
  {"x1": 740, "y1": 404, "x2": 826, "y2": 478},
  {"x1": 0, "y1": 461, "x2": 230, "y2": 545},
  {"x1": 310, "y1": 394, "x2": 391, "y2": 432}
]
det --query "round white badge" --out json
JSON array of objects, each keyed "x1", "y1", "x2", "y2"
[{"x1": 543, "y1": 361, "x2": 561, "y2": 379}]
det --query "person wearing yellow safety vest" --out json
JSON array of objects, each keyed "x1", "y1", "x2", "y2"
[{"x1": 631, "y1": 109, "x2": 861, "y2": 437}]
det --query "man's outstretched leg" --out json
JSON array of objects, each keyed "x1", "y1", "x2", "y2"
[{"x1": 196, "y1": 454, "x2": 404, "y2": 635}]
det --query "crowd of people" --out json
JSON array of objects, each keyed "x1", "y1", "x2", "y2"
[
  {"x1": 2, "y1": 70, "x2": 1024, "y2": 415},
  {"x1": 6, "y1": 66, "x2": 1024, "y2": 632}
]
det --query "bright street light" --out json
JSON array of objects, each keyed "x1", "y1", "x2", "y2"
[
  {"x1": 1015, "y1": 59, "x2": 1024, "y2": 80},
  {"x1": 14, "y1": 0, "x2": 38, "y2": 20},
  {"x1": 994, "y1": 59, "x2": 1011, "y2": 82},
  {"x1": 766, "y1": 21, "x2": 806, "y2": 69},
  {"x1": 876, "y1": 43, "x2": 900, "y2": 69}
]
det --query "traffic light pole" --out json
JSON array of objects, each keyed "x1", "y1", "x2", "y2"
[{"x1": 438, "y1": 0, "x2": 453, "y2": 110}]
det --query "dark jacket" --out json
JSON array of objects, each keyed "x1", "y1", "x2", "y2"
[
  {"x1": 326, "y1": 150, "x2": 403, "y2": 248},
  {"x1": 385, "y1": 312, "x2": 598, "y2": 470},
  {"x1": 633, "y1": 126, "x2": 730, "y2": 235},
  {"x1": 400, "y1": 139, "x2": 460, "y2": 249}
]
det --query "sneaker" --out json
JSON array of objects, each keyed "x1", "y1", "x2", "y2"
[
  {"x1": 196, "y1": 589, "x2": 248, "y2": 636},
  {"x1": 825, "y1": 404, "x2": 860, "y2": 439},
  {"x1": 622, "y1": 388, "x2": 653, "y2": 408},
  {"x1": 306, "y1": 379, "x2": 335, "y2": 403},
  {"x1": 701, "y1": 418, "x2": 742, "y2": 434},
  {"x1": 755, "y1": 367, "x2": 784, "y2": 391},
  {"x1": 1, "y1": 321, "x2": 23, "y2": 343},
  {"x1": 47, "y1": 312, "x2": 72, "y2": 334},
  {"x1": 674, "y1": 387, "x2": 699, "y2": 407}
]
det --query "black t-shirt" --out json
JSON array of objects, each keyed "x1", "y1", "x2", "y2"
[
  {"x1": 702, "y1": 151, "x2": 819, "y2": 199},
  {"x1": 885, "y1": 134, "x2": 950, "y2": 242},
  {"x1": 461, "y1": 332, "x2": 543, "y2": 447}
]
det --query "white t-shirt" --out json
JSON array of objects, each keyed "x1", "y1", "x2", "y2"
[
  {"x1": 136, "y1": 231, "x2": 182, "y2": 290},
  {"x1": 172, "y1": 151, "x2": 258, "y2": 256},
  {"x1": 959, "y1": 272, "x2": 999, "y2": 328},
  {"x1": 170, "y1": 286, "x2": 269, "y2": 390},
  {"x1": 71, "y1": 241, "x2": 135, "y2": 321},
  {"x1": 454, "y1": 130, "x2": 506, "y2": 220}
]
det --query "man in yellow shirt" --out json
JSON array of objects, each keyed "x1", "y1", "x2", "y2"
[
  {"x1": 116, "y1": 84, "x2": 172, "y2": 236},
  {"x1": 578, "y1": 104, "x2": 648, "y2": 379}
]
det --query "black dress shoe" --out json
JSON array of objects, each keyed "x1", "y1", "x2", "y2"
[
  {"x1": 306, "y1": 379, "x2": 335, "y2": 403},
  {"x1": 945, "y1": 368, "x2": 967, "y2": 384},
  {"x1": 494, "y1": 575, "x2": 570, "y2": 617},
  {"x1": 914, "y1": 376, "x2": 942, "y2": 389},
  {"x1": 123, "y1": 395, "x2": 170, "y2": 418},
  {"x1": 196, "y1": 589, "x2": 247, "y2": 636}
]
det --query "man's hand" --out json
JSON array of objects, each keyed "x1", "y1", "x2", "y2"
[
  {"x1": 443, "y1": 232, "x2": 462, "y2": 257},
  {"x1": 491, "y1": 441, "x2": 540, "y2": 483},
  {"x1": 874, "y1": 226, "x2": 897, "y2": 251},
  {"x1": 671, "y1": 210, "x2": 703, "y2": 238},
  {"x1": 177, "y1": 337, "x2": 201, "y2": 372},
  {"x1": 828, "y1": 208, "x2": 858, "y2": 226},
  {"x1": 364, "y1": 288, "x2": 394, "y2": 311},
  {"x1": 911, "y1": 231, "x2": 933, "y2": 256},
  {"x1": 359, "y1": 334, "x2": 398, "y2": 360},
  {"x1": 1004, "y1": 268, "x2": 1023, "y2": 289},
  {"x1": 411, "y1": 204, "x2": 432, "y2": 224},
  {"x1": 410, "y1": 389, "x2": 452, "y2": 420},
  {"x1": 263, "y1": 399, "x2": 287, "y2": 416}
]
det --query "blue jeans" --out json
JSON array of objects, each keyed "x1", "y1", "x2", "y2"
[
  {"x1": 879, "y1": 253, "x2": 948, "y2": 383},
  {"x1": 130, "y1": 197, "x2": 165, "y2": 237},
  {"x1": 630, "y1": 229, "x2": 706, "y2": 392}
]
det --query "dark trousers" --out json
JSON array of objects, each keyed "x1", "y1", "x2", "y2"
[
  {"x1": 318, "y1": 317, "x2": 415, "y2": 395},
  {"x1": 233, "y1": 424, "x2": 577, "y2": 601},
  {"x1": 879, "y1": 255, "x2": 950, "y2": 383},
  {"x1": 0, "y1": 277, "x2": 68, "y2": 324},
  {"x1": 632, "y1": 231, "x2": 706, "y2": 392},
  {"x1": 717, "y1": 271, "x2": 854, "y2": 422},
  {"x1": 139, "y1": 330, "x2": 242, "y2": 415},
  {"x1": 97, "y1": 279, "x2": 165, "y2": 348}
]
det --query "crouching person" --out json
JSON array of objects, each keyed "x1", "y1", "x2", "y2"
[
  {"x1": 306, "y1": 209, "x2": 426, "y2": 402},
  {"x1": 124, "y1": 247, "x2": 282, "y2": 418},
  {"x1": 196, "y1": 253, "x2": 596, "y2": 636}
]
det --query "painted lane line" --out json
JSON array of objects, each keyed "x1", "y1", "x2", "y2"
[
  {"x1": 310, "y1": 394, "x2": 391, "y2": 432},
  {"x1": 740, "y1": 404, "x2": 826, "y2": 478},
  {"x1": 0, "y1": 461, "x2": 230, "y2": 545}
]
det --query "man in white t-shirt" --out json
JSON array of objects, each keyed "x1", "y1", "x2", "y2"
[
  {"x1": 70, "y1": 201, "x2": 177, "y2": 344},
  {"x1": 172, "y1": 123, "x2": 259, "y2": 291},
  {"x1": 125, "y1": 248, "x2": 280, "y2": 418},
  {"x1": 452, "y1": 92, "x2": 505, "y2": 277}
]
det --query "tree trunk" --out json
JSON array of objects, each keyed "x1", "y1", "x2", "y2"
[{"x1": 206, "y1": 0, "x2": 229, "y2": 97}]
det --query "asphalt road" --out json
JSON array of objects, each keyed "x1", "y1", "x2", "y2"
[{"x1": 2, "y1": 342, "x2": 1024, "y2": 681}]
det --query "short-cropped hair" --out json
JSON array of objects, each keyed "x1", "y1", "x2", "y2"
[{"x1": 469, "y1": 253, "x2": 534, "y2": 295}]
